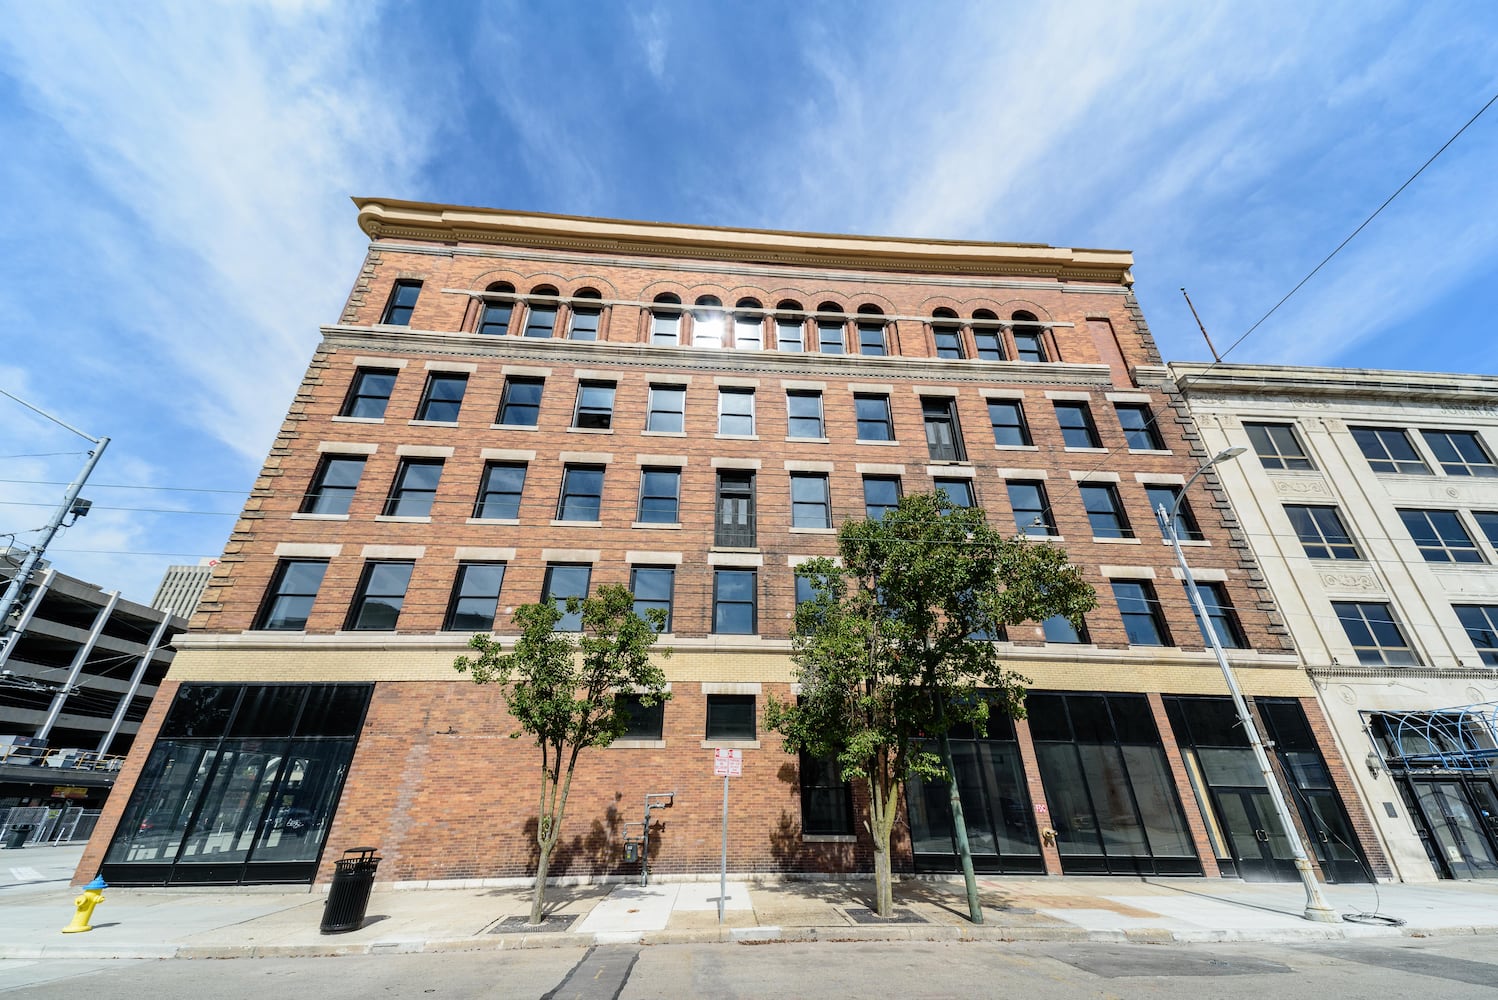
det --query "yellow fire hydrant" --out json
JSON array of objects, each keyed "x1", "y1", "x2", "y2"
[{"x1": 62, "y1": 875, "x2": 107, "y2": 934}]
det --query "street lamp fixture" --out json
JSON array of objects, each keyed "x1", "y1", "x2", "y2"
[{"x1": 1157, "y1": 446, "x2": 1340, "y2": 923}]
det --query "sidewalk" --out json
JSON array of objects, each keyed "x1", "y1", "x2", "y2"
[{"x1": 6, "y1": 844, "x2": 1498, "y2": 960}]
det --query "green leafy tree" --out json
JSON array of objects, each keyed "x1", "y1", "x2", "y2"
[
  {"x1": 455, "y1": 582, "x2": 669, "y2": 925},
  {"x1": 768, "y1": 491, "x2": 1094, "y2": 919}
]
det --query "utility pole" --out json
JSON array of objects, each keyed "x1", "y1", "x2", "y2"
[
  {"x1": 1180, "y1": 288, "x2": 1222, "y2": 362},
  {"x1": 0, "y1": 389, "x2": 107, "y2": 649}
]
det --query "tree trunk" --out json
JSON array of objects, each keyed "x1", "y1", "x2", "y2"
[
  {"x1": 529, "y1": 837, "x2": 553, "y2": 925},
  {"x1": 865, "y1": 765, "x2": 899, "y2": 918},
  {"x1": 939, "y1": 731, "x2": 983, "y2": 924}
]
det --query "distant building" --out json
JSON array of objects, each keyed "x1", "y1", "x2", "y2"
[{"x1": 150, "y1": 560, "x2": 217, "y2": 620}]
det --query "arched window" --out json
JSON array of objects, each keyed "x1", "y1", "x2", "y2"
[
  {"x1": 972, "y1": 309, "x2": 1004, "y2": 360},
  {"x1": 569, "y1": 288, "x2": 602, "y2": 341},
  {"x1": 774, "y1": 300, "x2": 804, "y2": 352},
  {"x1": 478, "y1": 282, "x2": 515, "y2": 336},
  {"x1": 1011, "y1": 311, "x2": 1047, "y2": 362},
  {"x1": 733, "y1": 298, "x2": 764, "y2": 351},
  {"x1": 932, "y1": 307, "x2": 963, "y2": 359},
  {"x1": 816, "y1": 302, "x2": 845, "y2": 355},
  {"x1": 855, "y1": 305, "x2": 886, "y2": 356},
  {"x1": 523, "y1": 285, "x2": 559, "y2": 338},
  {"x1": 651, "y1": 294, "x2": 681, "y2": 346},
  {"x1": 692, "y1": 295, "x2": 725, "y2": 349}
]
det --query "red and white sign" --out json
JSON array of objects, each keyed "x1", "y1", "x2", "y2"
[{"x1": 714, "y1": 748, "x2": 743, "y2": 776}]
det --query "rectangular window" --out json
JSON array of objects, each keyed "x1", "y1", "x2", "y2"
[
  {"x1": 301, "y1": 456, "x2": 366, "y2": 515},
  {"x1": 1007, "y1": 480, "x2": 1055, "y2": 536},
  {"x1": 1399, "y1": 508, "x2": 1484, "y2": 563},
  {"x1": 523, "y1": 303, "x2": 557, "y2": 338},
  {"x1": 1012, "y1": 327, "x2": 1046, "y2": 362},
  {"x1": 630, "y1": 566, "x2": 675, "y2": 632},
  {"x1": 1112, "y1": 580, "x2": 1171, "y2": 646},
  {"x1": 341, "y1": 368, "x2": 398, "y2": 419},
  {"x1": 1475, "y1": 511, "x2": 1498, "y2": 550},
  {"x1": 636, "y1": 467, "x2": 681, "y2": 524},
  {"x1": 921, "y1": 397, "x2": 966, "y2": 461},
  {"x1": 692, "y1": 307, "x2": 724, "y2": 348},
  {"x1": 987, "y1": 400, "x2": 1032, "y2": 446},
  {"x1": 791, "y1": 473, "x2": 832, "y2": 528},
  {"x1": 1116, "y1": 403, "x2": 1165, "y2": 451},
  {"x1": 255, "y1": 560, "x2": 328, "y2": 630},
  {"x1": 1422, "y1": 430, "x2": 1498, "y2": 477},
  {"x1": 557, "y1": 465, "x2": 605, "y2": 521},
  {"x1": 498, "y1": 377, "x2": 544, "y2": 426},
  {"x1": 817, "y1": 320, "x2": 844, "y2": 354},
  {"x1": 1192, "y1": 582, "x2": 1245, "y2": 649},
  {"x1": 706, "y1": 693, "x2": 756, "y2": 738},
  {"x1": 651, "y1": 309, "x2": 680, "y2": 345},
  {"x1": 542, "y1": 564, "x2": 592, "y2": 632},
  {"x1": 415, "y1": 373, "x2": 468, "y2": 423},
  {"x1": 616, "y1": 694, "x2": 665, "y2": 740},
  {"x1": 1245, "y1": 422, "x2": 1313, "y2": 470},
  {"x1": 346, "y1": 561, "x2": 414, "y2": 631},
  {"x1": 716, "y1": 472, "x2": 756, "y2": 547},
  {"x1": 474, "y1": 461, "x2": 527, "y2": 520},
  {"x1": 572, "y1": 380, "x2": 616, "y2": 430},
  {"x1": 443, "y1": 563, "x2": 506, "y2": 631},
  {"x1": 857, "y1": 321, "x2": 886, "y2": 356},
  {"x1": 380, "y1": 280, "x2": 420, "y2": 325},
  {"x1": 712, "y1": 570, "x2": 758, "y2": 634},
  {"x1": 786, "y1": 390, "x2": 824, "y2": 439},
  {"x1": 1080, "y1": 483, "x2": 1132, "y2": 538},
  {"x1": 855, "y1": 394, "x2": 894, "y2": 442},
  {"x1": 568, "y1": 305, "x2": 601, "y2": 341},
  {"x1": 384, "y1": 458, "x2": 443, "y2": 517},
  {"x1": 1352, "y1": 426, "x2": 1429, "y2": 474},
  {"x1": 1333, "y1": 602, "x2": 1417, "y2": 665},
  {"x1": 933, "y1": 325, "x2": 964, "y2": 359},
  {"x1": 1043, "y1": 614, "x2": 1087, "y2": 643},
  {"x1": 1285, "y1": 505, "x2": 1359, "y2": 559},
  {"x1": 1455, "y1": 605, "x2": 1498, "y2": 665},
  {"x1": 734, "y1": 314, "x2": 763, "y2": 350},
  {"x1": 478, "y1": 299, "x2": 513, "y2": 336},
  {"x1": 933, "y1": 477, "x2": 974, "y2": 508},
  {"x1": 973, "y1": 328, "x2": 1005, "y2": 360},
  {"x1": 863, "y1": 475, "x2": 901, "y2": 520},
  {"x1": 718, "y1": 388, "x2": 756, "y2": 436},
  {"x1": 1144, "y1": 485, "x2": 1202, "y2": 541},
  {"x1": 644, "y1": 384, "x2": 685, "y2": 433},
  {"x1": 1055, "y1": 401, "x2": 1101, "y2": 448},
  {"x1": 776, "y1": 317, "x2": 804, "y2": 352},
  {"x1": 800, "y1": 752, "x2": 854, "y2": 835}
]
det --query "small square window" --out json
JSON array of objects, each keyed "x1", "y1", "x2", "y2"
[
  {"x1": 568, "y1": 305, "x2": 601, "y2": 341},
  {"x1": 719, "y1": 388, "x2": 755, "y2": 436},
  {"x1": 474, "y1": 462, "x2": 526, "y2": 520},
  {"x1": 255, "y1": 559, "x2": 328, "y2": 630},
  {"x1": 817, "y1": 320, "x2": 845, "y2": 354},
  {"x1": 1422, "y1": 430, "x2": 1498, "y2": 477},
  {"x1": 1144, "y1": 485, "x2": 1202, "y2": 541},
  {"x1": 791, "y1": 473, "x2": 832, "y2": 529},
  {"x1": 1112, "y1": 580, "x2": 1171, "y2": 646},
  {"x1": 498, "y1": 377, "x2": 544, "y2": 426},
  {"x1": 1012, "y1": 326, "x2": 1047, "y2": 362},
  {"x1": 637, "y1": 467, "x2": 681, "y2": 524},
  {"x1": 1333, "y1": 602, "x2": 1417, "y2": 665},
  {"x1": 523, "y1": 303, "x2": 557, "y2": 338},
  {"x1": 347, "y1": 561, "x2": 415, "y2": 631},
  {"x1": 1399, "y1": 509, "x2": 1484, "y2": 563},
  {"x1": 572, "y1": 381, "x2": 616, "y2": 430},
  {"x1": 542, "y1": 564, "x2": 592, "y2": 632},
  {"x1": 444, "y1": 563, "x2": 506, "y2": 631},
  {"x1": 384, "y1": 459, "x2": 443, "y2": 517},
  {"x1": 301, "y1": 456, "x2": 366, "y2": 515},
  {"x1": 1007, "y1": 480, "x2": 1055, "y2": 536},
  {"x1": 1055, "y1": 401, "x2": 1101, "y2": 449},
  {"x1": 1352, "y1": 427, "x2": 1429, "y2": 475},
  {"x1": 776, "y1": 317, "x2": 804, "y2": 352},
  {"x1": 615, "y1": 693, "x2": 665, "y2": 740},
  {"x1": 1191, "y1": 582, "x2": 1245, "y2": 649},
  {"x1": 934, "y1": 325, "x2": 964, "y2": 359},
  {"x1": 630, "y1": 566, "x2": 675, "y2": 632},
  {"x1": 341, "y1": 368, "x2": 398, "y2": 419},
  {"x1": 1245, "y1": 422, "x2": 1314, "y2": 470},
  {"x1": 1284, "y1": 505, "x2": 1359, "y2": 559},
  {"x1": 712, "y1": 570, "x2": 757, "y2": 634},
  {"x1": 857, "y1": 321, "x2": 886, "y2": 356},
  {"x1": 933, "y1": 477, "x2": 974, "y2": 508},
  {"x1": 973, "y1": 328, "x2": 1005, "y2": 360},
  {"x1": 478, "y1": 299, "x2": 513, "y2": 336},
  {"x1": 415, "y1": 373, "x2": 468, "y2": 423},
  {"x1": 987, "y1": 400, "x2": 1031, "y2": 446},
  {"x1": 786, "y1": 390, "x2": 824, "y2": 439},
  {"x1": 1080, "y1": 483, "x2": 1132, "y2": 538},
  {"x1": 557, "y1": 465, "x2": 605, "y2": 521},
  {"x1": 645, "y1": 384, "x2": 685, "y2": 433},
  {"x1": 380, "y1": 280, "x2": 421, "y2": 325},
  {"x1": 863, "y1": 475, "x2": 901, "y2": 520},
  {"x1": 706, "y1": 694, "x2": 756, "y2": 739},
  {"x1": 1116, "y1": 403, "x2": 1165, "y2": 451},
  {"x1": 855, "y1": 394, "x2": 894, "y2": 442}
]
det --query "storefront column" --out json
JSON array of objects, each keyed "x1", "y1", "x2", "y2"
[
  {"x1": 1012, "y1": 717, "x2": 1062, "y2": 875},
  {"x1": 1147, "y1": 693, "x2": 1221, "y2": 878}
]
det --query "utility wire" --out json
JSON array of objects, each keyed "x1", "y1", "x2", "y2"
[{"x1": 0, "y1": 479, "x2": 249, "y2": 495}]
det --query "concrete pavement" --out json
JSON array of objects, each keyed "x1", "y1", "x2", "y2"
[{"x1": 4, "y1": 844, "x2": 1498, "y2": 960}]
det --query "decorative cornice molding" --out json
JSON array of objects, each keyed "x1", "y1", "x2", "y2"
[{"x1": 1171, "y1": 362, "x2": 1498, "y2": 406}]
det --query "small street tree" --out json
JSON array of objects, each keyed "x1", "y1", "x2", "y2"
[
  {"x1": 454, "y1": 582, "x2": 669, "y2": 925},
  {"x1": 768, "y1": 491, "x2": 1094, "y2": 920}
]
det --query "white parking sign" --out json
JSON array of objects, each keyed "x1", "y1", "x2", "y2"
[{"x1": 713, "y1": 748, "x2": 742, "y2": 776}]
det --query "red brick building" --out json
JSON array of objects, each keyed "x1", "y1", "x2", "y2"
[{"x1": 80, "y1": 200, "x2": 1386, "y2": 887}]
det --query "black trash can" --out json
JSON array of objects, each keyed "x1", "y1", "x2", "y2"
[
  {"x1": 320, "y1": 847, "x2": 380, "y2": 933},
  {"x1": 3, "y1": 826, "x2": 31, "y2": 850}
]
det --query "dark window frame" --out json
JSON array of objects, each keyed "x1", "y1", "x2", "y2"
[
  {"x1": 636, "y1": 467, "x2": 681, "y2": 524},
  {"x1": 254, "y1": 559, "x2": 328, "y2": 631},
  {"x1": 854, "y1": 393, "x2": 894, "y2": 442},
  {"x1": 340, "y1": 368, "x2": 398, "y2": 419},
  {"x1": 345, "y1": 560, "x2": 415, "y2": 632},
  {"x1": 1116, "y1": 403, "x2": 1166, "y2": 451},
  {"x1": 443, "y1": 562, "x2": 507, "y2": 632},
  {"x1": 646, "y1": 384, "x2": 686, "y2": 433},
  {"x1": 498, "y1": 376, "x2": 544, "y2": 427},
  {"x1": 921, "y1": 396, "x2": 966, "y2": 461},
  {"x1": 706, "y1": 693, "x2": 757, "y2": 739},
  {"x1": 1080, "y1": 483, "x2": 1133, "y2": 539},
  {"x1": 380, "y1": 280, "x2": 421, "y2": 326},
  {"x1": 715, "y1": 472, "x2": 757, "y2": 548},
  {"x1": 383, "y1": 458, "x2": 444, "y2": 518},
  {"x1": 1112, "y1": 580, "x2": 1172, "y2": 647},
  {"x1": 786, "y1": 390, "x2": 825, "y2": 439},
  {"x1": 791, "y1": 472, "x2": 832, "y2": 529},
  {"x1": 712, "y1": 569, "x2": 758, "y2": 634},
  {"x1": 557, "y1": 464, "x2": 606, "y2": 522},
  {"x1": 571, "y1": 380, "x2": 617, "y2": 430},
  {"x1": 1055, "y1": 401, "x2": 1102, "y2": 449},
  {"x1": 718, "y1": 387, "x2": 756, "y2": 436},
  {"x1": 1144, "y1": 484, "x2": 1203, "y2": 541},
  {"x1": 1192, "y1": 581, "x2": 1246, "y2": 649},
  {"x1": 862, "y1": 475, "x2": 902, "y2": 520},
  {"x1": 473, "y1": 461, "x2": 527, "y2": 520},
  {"x1": 414, "y1": 372, "x2": 468, "y2": 423},
  {"x1": 629, "y1": 565, "x2": 675, "y2": 633},
  {"x1": 987, "y1": 399, "x2": 1032, "y2": 447},
  {"x1": 1007, "y1": 479, "x2": 1055, "y2": 537},
  {"x1": 542, "y1": 563, "x2": 592, "y2": 632},
  {"x1": 300, "y1": 455, "x2": 366, "y2": 515}
]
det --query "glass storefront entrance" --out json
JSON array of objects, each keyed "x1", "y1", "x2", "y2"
[{"x1": 103, "y1": 683, "x2": 371, "y2": 885}]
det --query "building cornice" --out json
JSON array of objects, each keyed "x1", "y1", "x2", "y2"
[
  {"x1": 1308, "y1": 663, "x2": 1498, "y2": 682},
  {"x1": 354, "y1": 197, "x2": 1135, "y2": 286},
  {"x1": 1170, "y1": 362, "x2": 1498, "y2": 406}
]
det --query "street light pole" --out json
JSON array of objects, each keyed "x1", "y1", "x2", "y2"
[{"x1": 1158, "y1": 447, "x2": 1339, "y2": 923}]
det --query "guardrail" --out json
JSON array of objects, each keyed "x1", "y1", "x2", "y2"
[
  {"x1": 0, "y1": 805, "x2": 102, "y2": 845},
  {"x1": 0, "y1": 745, "x2": 125, "y2": 772}
]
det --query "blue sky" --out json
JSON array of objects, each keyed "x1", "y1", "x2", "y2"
[{"x1": 1, "y1": 1, "x2": 1496, "y2": 603}]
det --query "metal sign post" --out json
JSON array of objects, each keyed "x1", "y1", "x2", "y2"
[{"x1": 713, "y1": 748, "x2": 742, "y2": 924}]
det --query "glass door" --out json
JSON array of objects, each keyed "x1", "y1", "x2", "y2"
[
  {"x1": 1211, "y1": 788, "x2": 1300, "y2": 881},
  {"x1": 1411, "y1": 780, "x2": 1498, "y2": 879}
]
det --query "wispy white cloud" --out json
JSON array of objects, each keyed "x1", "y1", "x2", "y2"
[{"x1": 630, "y1": 5, "x2": 671, "y2": 82}]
